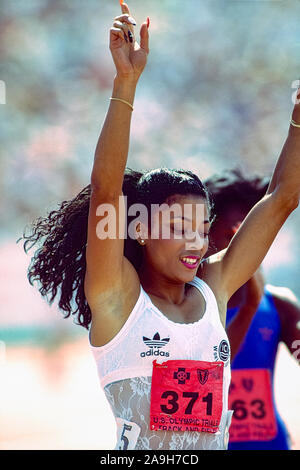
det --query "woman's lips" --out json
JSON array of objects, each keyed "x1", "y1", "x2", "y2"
[{"x1": 180, "y1": 256, "x2": 200, "y2": 270}]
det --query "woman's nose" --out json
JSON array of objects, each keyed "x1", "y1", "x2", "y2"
[{"x1": 184, "y1": 230, "x2": 206, "y2": 251}]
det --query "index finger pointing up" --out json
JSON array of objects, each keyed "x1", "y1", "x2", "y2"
[{"x1": 120, "y1": 1, "x2": 130, "y2": 16}]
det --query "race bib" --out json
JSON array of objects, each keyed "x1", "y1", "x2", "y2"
[
  {"x1": 115, "y1": 418, "x2": 141, "y2": 450},
  {"x1": 228, "y1": 369, "x2": 277, "y2": 442},
  {"x1": 150, "y1": 359, "x2": 224, "y2": 433}
]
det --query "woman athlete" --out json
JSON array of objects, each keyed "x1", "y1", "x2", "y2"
[{"x1": 19, "y1": 2, "x2": 300, "y2": 450}]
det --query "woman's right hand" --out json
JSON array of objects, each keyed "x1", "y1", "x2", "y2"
[{"x1": 110, "y1": 2, "x2": 149, "y2": 82}]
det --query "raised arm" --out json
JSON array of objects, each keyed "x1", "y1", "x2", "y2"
[
  {"x1": 208, "y1": 90, "x2": 300, "y2": 302},
  {"x1": 267, "y1": 97, "x2": 300, "y2": 199},
  {"x1": 85, "y1": 3, "x2": 149, "y2": 345},
  {"x1": 91, "y1": 4, "x2": 149, "y2": 194}
]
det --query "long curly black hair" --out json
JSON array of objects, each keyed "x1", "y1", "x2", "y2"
[{"x1": 17, "y1": 168, "x2": 212, "y2": 330}]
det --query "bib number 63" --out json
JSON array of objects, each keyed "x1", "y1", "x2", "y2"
[{"x1": 231, "y1": 398, "x2": 266, "y2": 420}]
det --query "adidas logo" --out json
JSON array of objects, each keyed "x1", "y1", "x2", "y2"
[
  {"x1": 143, "y1": 332, "x2": 170, "y2": 349},
  {"x1": 140, "y1": 332, "x2": 170, "y2": 358}
]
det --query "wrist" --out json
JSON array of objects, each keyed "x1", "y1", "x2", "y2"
[
  {"x1": 114, "y1": 74, "x2": 138, "y2": 89},
  {"x1": 112, "y1": 75, "x2": 138, "y2": 104}
]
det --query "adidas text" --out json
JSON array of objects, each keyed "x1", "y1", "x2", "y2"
[{"x1": 140, "y1": 349, "x2": 170, "y2": 358}]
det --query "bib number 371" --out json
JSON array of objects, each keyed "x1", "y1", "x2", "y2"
[
  {"x1": 160, "y1": 390, "x2": 213, "y2": 415},
  {"x1": 150, "y1": 359, "x2": 224, "y2": 433}
]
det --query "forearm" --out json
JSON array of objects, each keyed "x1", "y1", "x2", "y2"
[
  {"x1": 91, "y1": 75, "x2": 138, "y2": 195},
  {"x1": 267, "y1": 98, "x2": 300, "y2": 207},
  {"x1": 227, "y1": 304, "x2": 258, "y2": 361}
]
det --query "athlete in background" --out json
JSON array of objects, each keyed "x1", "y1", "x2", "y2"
[{"x1": 204, "y1": 170, "x2": 300, "y2": 449}]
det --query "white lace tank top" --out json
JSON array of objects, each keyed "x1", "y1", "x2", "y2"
[{"x1": 90, "y1": 277, "x2": 233, "y2": 450}]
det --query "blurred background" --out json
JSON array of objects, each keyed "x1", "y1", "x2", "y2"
[{"x1": 0, "y1": 0, "x2": 300, "y2": 450}]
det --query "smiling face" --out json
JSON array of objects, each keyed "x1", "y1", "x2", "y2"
[{"x1": 140, "y1": 194, "x2": 211, "y2": 283}]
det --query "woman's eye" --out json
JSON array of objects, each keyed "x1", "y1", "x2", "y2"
[{"x1": 171, "y1": 226, "x2": 209, "y2": 238}]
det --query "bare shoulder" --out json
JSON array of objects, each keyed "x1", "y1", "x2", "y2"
[
  {"x1": 87, "y1": 257, "x2": 141, "y2": 347},
  {"x1": 266, "y1": 284, "x2": 300, "y2": 324},
  {"x1": 266, "y1": 284, "x2": 300, "y2": 347}
]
